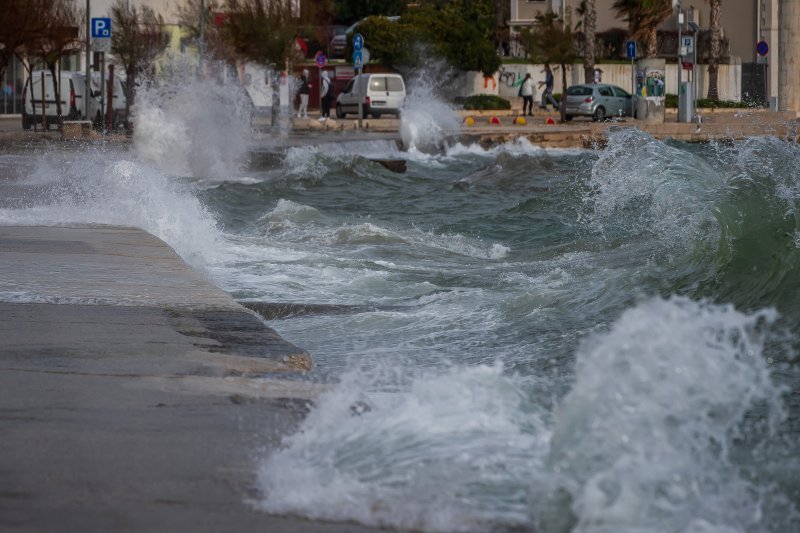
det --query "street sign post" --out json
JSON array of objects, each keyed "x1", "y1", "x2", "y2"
[
  {"x1": 626, "y1": 41, "x2": 636, "y2": 96},
  {"x1": 626, "y1": 41, "x2": 636, "y2": 60},
  {"x1": 354, "y1": 34, "x2": 366, "y2": 126}
]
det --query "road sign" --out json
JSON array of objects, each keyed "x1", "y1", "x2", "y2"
[
  {"x1": 681, "y1": 36, "x2": 694, "y2": 54},
  {"x1": 626, "y1": 41, "x2": 636, "y2": 60},
  {"x1": 91, "y1": 18, "x2": 111, "y2": 38},
  {"x1": 353, "y1": 33, "x2": 364, "y2": 51},
  {"x1": 353, "y1": 50, "x2": 363, "y2": 70},
  {"x1": 92, "y1": 38, "x2": 111, "y2": 52},
  {"x1": 756, "y1": 40, "x2": 769, "y2": 56},
  {"x1": 314, "y1": 51, "x2": 327, "y2": 67}
]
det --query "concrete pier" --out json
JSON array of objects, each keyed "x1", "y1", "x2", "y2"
[{"x1": 0, "y1": 225, "x2": 383, "y2": 532}]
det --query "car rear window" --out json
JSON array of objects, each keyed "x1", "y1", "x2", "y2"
[
  {"x1": 386, "y1": 77, "x2": 404, "y2": 92},
  {"x1": 369, "y1": 77, "x2": 385, "y2": 91},
  {"x1": 567, "y1": 86, "x2": 593, "y2": 96}
]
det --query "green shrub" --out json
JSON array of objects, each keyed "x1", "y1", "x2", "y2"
[
  {"x1": 462, "y1": 94, "x2": 511, "y2": 110},
  {"x1": 665, "y1": 94, "x2": 754, "y2": 109}
]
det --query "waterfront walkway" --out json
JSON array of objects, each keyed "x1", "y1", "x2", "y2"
[{"x1": 0, "y1": 225, "x2": 383, "y2": 532}]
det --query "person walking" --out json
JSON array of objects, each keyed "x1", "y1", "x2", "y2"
[
  {"x1": 297, "y1": 69, "x2": 310, "y2": 119},
  {"x1": 319, "y1": 70, "x2": 333, "y2": 121},
  {"x1": 538, "y1": 64, "x2": 559, "y2": 111},
  {"x1": 519, "y1": 73, "x2": 534, "y2": 116}
]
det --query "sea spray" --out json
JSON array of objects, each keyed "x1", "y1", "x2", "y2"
[
  {"x1": 133, "y1": 68, "x2": 252, "y2": 179},
  {"x1": 399, "y1": 62, "x2": 461, "y2": 153},
  {"x1": 541, "y1": 296, "x2": 788, "y2": 533}
]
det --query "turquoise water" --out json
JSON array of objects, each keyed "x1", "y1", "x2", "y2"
[{"x1": 1, "y1": 83, "x2": 799, "y2": 530}]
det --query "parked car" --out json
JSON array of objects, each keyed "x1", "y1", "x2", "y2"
[
  {"x1": 564, "y1": 83, "x2": 634, "y2": 121},
  {"x1": 329, "y1": 16, "x2": 400, "y2": 59},
  {"x1": 21, "y1": 70, "x2": 100, "y2": 129},
  {"x1": 335, "y1": 73, "x2": 406, "y2": 119}
]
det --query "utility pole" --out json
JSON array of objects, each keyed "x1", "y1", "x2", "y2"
[
  {"x1": 199, "y1": 0, "x2": 205, "y2": 77},
  {"x1": 85, "y1": 0, "x2": 91, "y2": 119},
  {"x1": 778, "y1": 0, "x2": 800, "y2": 112}
]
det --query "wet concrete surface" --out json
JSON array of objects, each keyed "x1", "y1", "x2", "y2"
[{"x1": 0, "y1": 224, "x2": 387, "y2": 532}]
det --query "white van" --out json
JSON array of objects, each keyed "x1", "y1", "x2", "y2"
[
  {"x1": 335, "y1": 73, "x2": 406, "y2": 119},
  {"x1": 21, "y1": 70, "x2": 100, "y2": 129},
  {"x1": 91, "y1": 72, "x2": 128, "y2": 129}
]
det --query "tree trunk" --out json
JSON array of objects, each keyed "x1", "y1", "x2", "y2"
[
  {"x1": 125, "y1": 64, "x2": 136, "y2": 133},
  {"x1": 645, "y1": 28, "x2": 658, "y2": 58},
  {"x1": 583, "y1": 0, "x2": 597, "y2": 84},
  {"x1": 47, "y1": 64, "x2": 63, "y2": 130},
  {"x1": 707, "y1": 0, "x2": 721, "y2": 100}
]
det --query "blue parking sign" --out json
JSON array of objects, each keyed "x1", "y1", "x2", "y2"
[
  {"x1": 92, "y1": 18, "x2": 111, "y2": 38},
  {"x1": 353, "y1": 33, "x2": 364, "y2": 51}
]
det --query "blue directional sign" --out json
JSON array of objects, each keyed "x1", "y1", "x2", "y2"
[
  {"x1": 91, "y1": 18, "x2": 111, "y2": 38},
  {"x1": 756, "y1": 40, "x2": 769, "y2": 56},
  {"x1": 352, "y1": 50, "x2": 363, "y2": 70},
  {"x1": 626, "y1": 41, "x2": 636, "y2": 60},
  {"x1": 353, "y1": 33, "x2": 364, "y2": 51}
]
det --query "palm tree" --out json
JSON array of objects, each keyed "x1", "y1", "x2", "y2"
[
  {"x1": 612, "y1": 0, "x2": 673, "y2": 58},
  {"x1": 706, "y1": 0, "x2": 721, "y2": 100},
  {"x1": 577, "y1": 0, "x2": 597, "y2": 84}
]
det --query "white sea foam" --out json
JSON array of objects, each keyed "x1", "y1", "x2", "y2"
[{"x1": 256, "y1": 297, "x2": 794, "y2": 532}]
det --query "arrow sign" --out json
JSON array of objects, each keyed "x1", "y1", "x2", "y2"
[
  {"x1": 626, "y1": 41, "x2": 636, "y2": 60},
  {"x1": 353, "y1": 33, "x2": 364, "y2": 51},
  {"x1": 353, "y1": 50, "x2": 363, "y2": 70}
]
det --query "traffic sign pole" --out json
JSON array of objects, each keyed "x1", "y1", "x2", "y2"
[
  {"x1": 85, "y1": 0, "x2": 91, "y2": 120},
  {"x1": 353, "y1": 34, "x2": 365, "y2": 127}
]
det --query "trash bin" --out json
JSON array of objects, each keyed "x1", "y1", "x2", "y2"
[{"x1": 678, "y1": 81, "x2": 694, "y2": 122}]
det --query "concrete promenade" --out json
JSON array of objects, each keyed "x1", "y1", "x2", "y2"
[
  {"x1": 4, "y1": 108, "x2": 799, "y2": 151},
  {"x1": 0, "y1": 225, "x2": 383, "y2": 532}
]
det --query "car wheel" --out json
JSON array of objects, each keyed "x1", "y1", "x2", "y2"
[
  {"x1": 565, "y1": 115, "x2": 574, "y2": 121},
  {"x1": 593, "y1": 106, "x2": 607, "y2": 122},
  {"x1": 336, "y1": 103, "x2": 345, "y2": 118}
]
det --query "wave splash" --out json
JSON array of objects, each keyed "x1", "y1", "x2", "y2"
[{"x1": 257, "y1": 297, "x2": 796, "y2": 532}]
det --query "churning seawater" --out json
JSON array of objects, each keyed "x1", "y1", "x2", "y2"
[{"x1": 0, "y1": 77, "x2": 798, "y2": 532}]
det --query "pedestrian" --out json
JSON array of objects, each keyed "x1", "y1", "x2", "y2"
[
  {"x1": 593, "y1": 67, "x2": 603, "y2": 84},
  {"x1": 297, "y1": 69, "x2": 310, "y2": 119},
  {"x1": 519, "y1": 73, "x2": 534, "y2": 116},
  {"x1": 319, "y1": 70, "x2": 333, "y2": 121},
  {"x1": 538, "y1": 63, "x2": 559, "y2": 111}
]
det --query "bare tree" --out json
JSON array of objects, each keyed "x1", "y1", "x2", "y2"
[
  {"x1": 110, "y1": 0, "x2": 169, "y2": 126},
  {"x1": 27, "y1": 0, "x2": 82, "y2": 124}
]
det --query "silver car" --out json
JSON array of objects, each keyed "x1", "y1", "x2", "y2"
[{"x1": 564, "y1": 83, "x2": 634, "y2": 121}]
